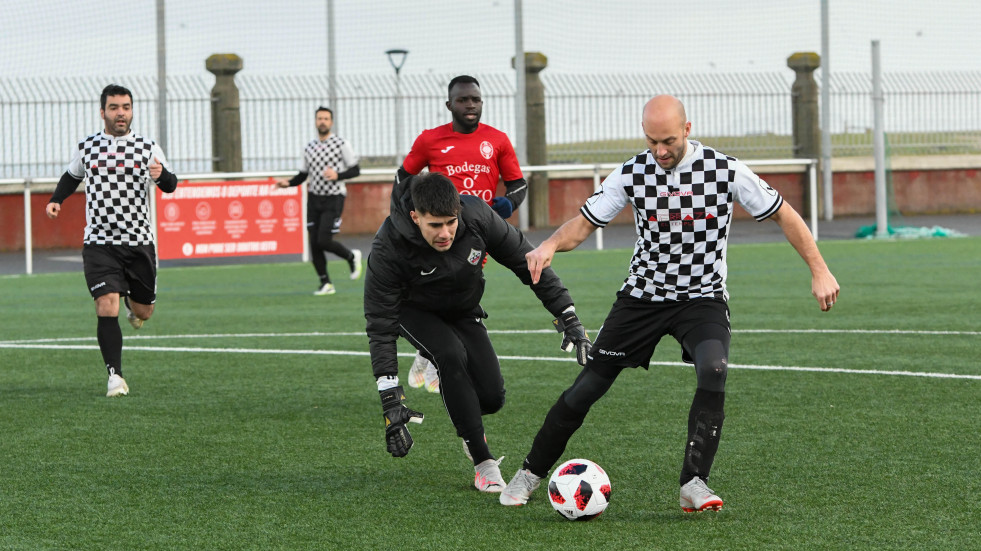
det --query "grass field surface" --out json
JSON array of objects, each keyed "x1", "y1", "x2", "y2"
[{"x1": 1, "y1": 237, "x2": 978, "y2": 550}]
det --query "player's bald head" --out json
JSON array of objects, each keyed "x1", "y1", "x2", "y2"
[
  {"x1": 642, "y1": 95, "x2": 687, "y2": 130},
  {"x1": 641, "y1": 95, "x2": 691, "y2": 170}
]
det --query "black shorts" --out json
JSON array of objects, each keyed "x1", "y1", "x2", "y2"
[
  {"x1": 307, "y1": 194, "x2": 346, "y2": 235},
  {"x1": 587, "y1": 293, "x2": 730, "y2": 377},
  {"x1": 82, "y1": 243, "x2": 158, "y2": 303}
]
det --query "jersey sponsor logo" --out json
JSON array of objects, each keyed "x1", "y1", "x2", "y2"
[
  {"x1": 649, "y1": 210, "x2": 716, "y2": 223},
  {"x1": 479, "y1": 141, "x2": 494, "y2": 160},
  {"x1": 660, "y1": 190, "x2": 693, "y2": 197},
  {"x1": 461, "y1": 189, "x2": 493, "y2": 202},
  {"x1": 440, "y1": 146, "x2": 455, "y2": 153},
  {"x1": 467, "y1": 248, "x2": 482, "y2": 265},
  {"x1": 445, "y1": 162, "x2": 491, "y2": 178},
  {"x1": 420, "y1": 267, "x2": 436, "y2": 275}
]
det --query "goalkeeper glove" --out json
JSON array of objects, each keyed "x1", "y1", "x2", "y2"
[
  {"x1": 380, "y1": 385, "x2": 424, "y2": 457},
  {"x1": 552, "y1": 310, "x2": 592, "y2": 366},
  {"x1": 491, "y1": 197, "x2": 514, "y2": 219}
]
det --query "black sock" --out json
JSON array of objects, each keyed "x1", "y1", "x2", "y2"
[
  {"x1": 97, "y1": 316, "x2": 123, "y2": 377},
  {"x1": 463, "y1": 432, "x2": 492, "y2": 465},
  {"x1": 680, "y1": 388, "x2": 725, "y2": 485}
]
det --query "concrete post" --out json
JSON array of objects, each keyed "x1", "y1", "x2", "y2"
[
  {"x1": 787, "y1": 52, "x2": 821, "y2": 159},
  {"x1": 787, "y1": 52, "x2": 821, "y2": 217},
  {"x1": 206, "y1": 54, "x2": 243, "y2": 172},
  {"x1": 513, "y1": 52, "x2": 548, "y2": 228}
]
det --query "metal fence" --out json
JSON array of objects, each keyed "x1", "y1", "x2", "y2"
[{"x1": 3, "y1": 72, "x2": 981, "y2": 178}]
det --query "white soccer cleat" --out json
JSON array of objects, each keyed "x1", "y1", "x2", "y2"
[
  {"x1": 107, "y1": 374, "x2": 129, "y2": 397},
  {"x1": 123, "y1": 296, "x2": 143, "y2": 330},
  {"x1": 499, "y1": 468, "x2": 542, "y2": 506},
  {"x1": 423, "y1": 362, "x2": 440, "y2": 394},
  {"x1": 349, "y1": 249, "x2": 363, "y2": 280},
  {"x1": 408, "y1": 352, "x2": 427, "y2": 389},
  {"x1": 680, "y1": 476, "x2": 724, "y2": 513},
  {"x1": 314, "y1": 282, "x2": 336, "y2": 296},
  {"x1": 474, "y1": 457, "x2": 506, "y2": 493}
]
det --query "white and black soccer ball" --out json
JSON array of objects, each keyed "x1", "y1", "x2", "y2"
[{"x1": 547, "y1": 458, "x2": 612, "y2": 521}]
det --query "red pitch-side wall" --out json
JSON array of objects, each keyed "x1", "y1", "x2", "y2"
[{"x1": 4, "y1": 168, "x2": 979, "y2": 251}]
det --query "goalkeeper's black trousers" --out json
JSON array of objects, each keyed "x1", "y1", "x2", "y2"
[{"x1": 399, "y1": 306, "x2": 504, "y2": 465}]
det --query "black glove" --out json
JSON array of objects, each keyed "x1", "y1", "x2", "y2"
[
  {"x1": 553, "y1": 310, "x2": 592, "y2": 366},
  {"x1": 491, "y1": 197, "x2": 514, "y2": 219},
  {"x1": 380, "y1": 386, "x2": 424, "y2": 457}
]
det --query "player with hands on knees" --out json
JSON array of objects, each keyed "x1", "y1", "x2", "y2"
[{"x1": 364, "y1": 171, "x2": 588, "y2": 493}]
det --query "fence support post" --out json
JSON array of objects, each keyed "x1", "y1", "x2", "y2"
[
  {"x1": 206, "y1": 54, "x2": 244, "y2": 173},
  {"x1": 516, "y1": 52, "x2": 548, "y2": 228},
  {"x1": 24, "y1": 179, "x2": 33, "y2": 275},
  {"x1": 787, "y1": 52, "x2": 821, "y2": 218}
]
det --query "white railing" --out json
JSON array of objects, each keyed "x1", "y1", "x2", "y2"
[{"x1": 2, "y1": 159, "x2": 818, "y2": 275}]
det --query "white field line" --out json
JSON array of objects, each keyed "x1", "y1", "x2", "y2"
[
  {"x1": 1, "y1": 329, "x2": 979, "y2": 381},
  {"x1": 2, "y1": 328, "x2": 979, "y2": 345}
]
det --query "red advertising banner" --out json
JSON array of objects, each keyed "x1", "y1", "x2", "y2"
[{"x1": 156, "y1": 179, "x2": 304, "y2": 260}]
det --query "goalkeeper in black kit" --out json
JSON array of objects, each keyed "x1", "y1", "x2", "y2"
[{"x1": 363, "y1": 172, "x2": 591, "y2": 493}]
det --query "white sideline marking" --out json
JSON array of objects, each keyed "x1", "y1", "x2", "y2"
[
  {"x1": 1, "y1": 335, "x2": 979, "y2": 380},
  {"x1": 2, "y1": 328, "x2": 979, "y2": 345}
]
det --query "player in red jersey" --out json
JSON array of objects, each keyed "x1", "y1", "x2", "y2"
[{"x1": 398, "y1": 75, "x2": 529, "y2": 394}]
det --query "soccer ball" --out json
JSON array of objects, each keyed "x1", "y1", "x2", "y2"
[{"x1": 547, "y1": 458, "x2": 612, "y2": 521}]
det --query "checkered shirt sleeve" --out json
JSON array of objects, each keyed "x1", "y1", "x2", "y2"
[
  {"x1": 302, "y1": 135, "x2": 359, "y2": 196},
  {"x1": 75, "y1": 132, "x2": 158, "y2": 246},
  {"x1": 581, "y1": 142, "x2": 782, "y2": 302}
]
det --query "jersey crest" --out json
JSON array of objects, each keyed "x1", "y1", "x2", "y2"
[
  {"x1": 467, "y1": 248, "x2": 483, "y2": 265},
  {"x1": 479, "y1": 141, "x2": 494, "y2": 160}
]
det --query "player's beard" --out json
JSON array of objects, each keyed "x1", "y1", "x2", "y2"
[
  {"x1": 452, "y1": 110, "x2": 480, "y2": 133},
  {"x1": 105, "y1": 116, "x2": 132, "y2": 137}
]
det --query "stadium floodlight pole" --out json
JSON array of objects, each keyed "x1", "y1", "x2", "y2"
[
  {"x1": 820, "y1": 0, "x2": 833, "y2": 221},
  {"x1": 386, "y1": 49, "x2": 409, "y2": 167},
  {"x1": 155, "y1": 0, "x2": 167, "y2": 269},
  {"x1": 513, "y1": 0, "x2": 529, "y2": 231},
  {"x1": 871, "y1": 40, "x2": 888, "y2": 239},
  {"x1": 327, "y1": 0, "x2": 337, "y2": 116},
  {"x1": 155, "y1": 0, "x2": 167, "y2": 153}
]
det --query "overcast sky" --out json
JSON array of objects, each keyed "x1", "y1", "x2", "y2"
[{"x1": 2, "y1": 0, "x2": 979, "y2": 79}]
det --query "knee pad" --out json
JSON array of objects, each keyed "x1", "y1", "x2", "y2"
[{"x1": 693, "y1": 340, "x2": 728, "y2": 393}]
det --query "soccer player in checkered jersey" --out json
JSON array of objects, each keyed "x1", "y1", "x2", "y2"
[
  {"x1": 275, "y1": 106, "x2": 363, "y2": 295},
  {"x1": 45, "y1": 84, "x2": 179, "y2": 397},
  {"x1": 500, "y1": 95, "x2": 840, "y2": 512},
  {"x1": 398, "y1": 75, "x2": 529, "y2": 394}
]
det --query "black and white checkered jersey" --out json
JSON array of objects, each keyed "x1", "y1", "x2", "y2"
[
  {"x1": 581, "y1": 140, "x2": 783, "y2": 302},
  {"x1": 67, "y1": 131, "x2": 170, "y2": 246},
  {"x1": 300, "y1": 135, "x2": 359, "y2": 196}
]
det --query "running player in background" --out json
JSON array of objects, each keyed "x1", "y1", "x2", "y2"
[
  {"x1": 276, "y1": 106, "x2": 363, "y2": 296},
  {"x1": 45, "y1": 83, "x2": 179, "y2": 397},
  {"x1": 398, "y1": 75, "x2": 528, "y2": 393}
]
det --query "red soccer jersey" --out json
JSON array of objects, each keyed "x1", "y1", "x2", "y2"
[{"x1": 402, "y1": 123, "x2": 523, "y2": 205}]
